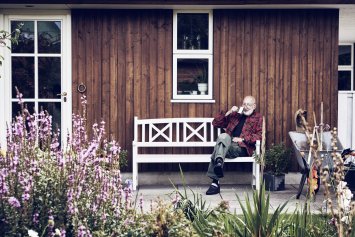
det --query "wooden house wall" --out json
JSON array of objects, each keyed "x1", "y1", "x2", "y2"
[{"x1": 72, "y1": 9, "x2": 339, "y2": 172}]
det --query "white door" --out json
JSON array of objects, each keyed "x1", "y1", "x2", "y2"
[
  {"x1": 338, "y1": 92, "x2": 355, "y2": 148},
  {"x1": 338, "y1": 44, "x2": 354, "y2": 149},
  {"x1": 0, "y1": 13, "x2": 72, "y2": 147},
  {"x1": 338, "y1": 8, "x2": 355, "y2": 149}
]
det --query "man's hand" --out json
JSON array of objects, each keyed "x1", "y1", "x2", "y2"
[
  {"x1": 225, "y1": 106, "x2": 238, "y2": 116},
  {"x1": 232, "y1": 137, "x2": 244, "y2": 143}
]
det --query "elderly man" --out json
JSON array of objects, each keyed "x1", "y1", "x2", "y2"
[{"x1": 206, "y1": 95, "x2": 263, "y2": 195}]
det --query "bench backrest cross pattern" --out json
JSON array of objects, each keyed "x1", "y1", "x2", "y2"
[{"x1": 134, "y1": 117, "x2": 222, "y2": 147}]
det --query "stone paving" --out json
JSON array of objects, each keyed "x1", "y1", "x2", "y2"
[{"x1": 135, "y1": 183, "x2": 327, "y2": 214}]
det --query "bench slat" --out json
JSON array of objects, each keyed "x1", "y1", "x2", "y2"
[
  {"x1": 136, "y1": 117, "x2": 214, "y2": 124},
  {"x1": 135, "y1": 154, "x2": 256, "y2": 163}
]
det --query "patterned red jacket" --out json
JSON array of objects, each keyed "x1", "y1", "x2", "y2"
[{"x1": 212, "y1": 110, "x2": 263, "y2": 156}]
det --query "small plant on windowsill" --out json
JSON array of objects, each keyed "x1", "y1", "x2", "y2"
[
  {"x1": 195, "y1": 66, "x2": 208, "y2": 95},
  {"x1": 264, "y1": 143, "x2": 292, "y2": 191}
]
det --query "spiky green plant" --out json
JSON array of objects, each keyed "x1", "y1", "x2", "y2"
[
  {"x1": 170, "y1": 165, "x2": 212, "y2": 222},
  {"x1": 234, "y1": 182, "x2": 288, "y2": 237}
]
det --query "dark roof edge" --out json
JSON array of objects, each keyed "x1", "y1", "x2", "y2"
[{"x1": 1, "y1": 0, "x2": 355, "y2": 4}]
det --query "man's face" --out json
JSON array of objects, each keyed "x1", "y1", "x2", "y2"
[{"x1": 242, "y1": 98, "x2": 256, "y2": 116}]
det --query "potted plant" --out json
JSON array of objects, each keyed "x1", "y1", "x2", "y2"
[
  {"x1": 195, "y1": 65, "x2": 208, "y2": 95},
  {"x1": 263, "y1": 143, "x2": 292, "y2": 191}
]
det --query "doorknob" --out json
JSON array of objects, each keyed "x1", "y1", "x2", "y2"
[
  {"x1": 57, "y1": 92, "x2": 67, "y2": 102},
  {"x1": 57, "y1": 92, "x2": 67, "y2": 97}
]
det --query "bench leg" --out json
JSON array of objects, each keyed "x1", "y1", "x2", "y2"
[
  {"x1": 132, "y1": 145, "x2": 138, "y2": 190},
  {"x1": 133, "y1": 161, "x2": 138, "y2": 191},
  {"x1": 256, "y1": 163, "x2": 260, "y2": 191},
  {"x1": 252, "y1": 161, "x2": 261, "y2": 191},
  {"x1": 252, "y1": 161, "x2": 256, "y2": 187}
]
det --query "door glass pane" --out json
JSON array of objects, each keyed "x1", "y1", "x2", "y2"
[
  {"x1": 338, "y1": 71, "x2": 351, "y2": 91},
  {"x1": 339, "y1": 45, "x2": 351, "y2": 66},
  {"x1": 39, "y1": 102, "x2": 61, "y2": 131},
  {"x1": 12, "y1": 102, "x2": 35, "y2": 118},
  {"x1": 38, "y1": 21, "x2": 61, "y2": 54},
  {"x1": 38, "y1": 57, "x2": 61, "y2": 98},
  {"x1": 177, "y1": 58, "x2": 208, "y2": 95},
  {"x1": 177, "y1": 13, "x2": 209, "y2": 50},
  {"x1": 11, "y1": 21, "x2": 34, "y2": 53},
  {"x1": 12, "y1": 57, "x2": 34, "y2": 98}
]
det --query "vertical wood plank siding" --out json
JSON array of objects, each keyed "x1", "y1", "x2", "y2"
[{"x1": 72, "y1": 9, "x2": 338, "y2": 171}]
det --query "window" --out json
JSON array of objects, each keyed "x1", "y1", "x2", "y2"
[
  {"x1": 338, "y1": 44, "x2": 354, "y2": 91},
  {"x1": 172, "y1": 10, "x2": 213, "y2": 102},
  {"x1": 10, "y1": 20, "x2": 62, "y2": 127}
]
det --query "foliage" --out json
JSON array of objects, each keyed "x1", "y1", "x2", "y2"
[
  {"x1": 265, "y1": 143, "x2": 292, "y2": 175},
  {"x1": 321, "y1": 128, "x2": 355, "y2": 237},
  {"x1": 171, "y1": 166, "x2": 234, "y2": 236},
  {"x1": 0, "y1": 23, "x2": 22, "y2": 67},
  {"x1": 278, "y1": 204, "x2": 337, "y2": 237},
  {"x1": 118, "y1": 149, "x2": 128, "y2": 168},
  {"x1": 233, "y1": 182, "x2": 288, "y2": 237},
  {"x1": 121, "y1": 199, "x2": 198, "y2": 237},
  {"x1": 0, "y1": 93, "x2": 126, "y2": 236},
  {"x1": 172, "y1": 166, "x2": 290, "y2": 237},
  {"x1": 195, "y1": 64, "x2": 208, "y2": 84},
  {"x1": 0, "y1": 92, "x2": 204, "y2": 237},
  {"x1": 170, "y1": 165, "x2": 213, "y2": 221}
]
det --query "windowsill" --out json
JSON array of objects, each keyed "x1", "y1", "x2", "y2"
[
  {"x1": 338, "y1": 91, "x2": 355, "y2": 93},
  {"x1": 171, "y1": 99, "x2": 215, "y2": 103}
]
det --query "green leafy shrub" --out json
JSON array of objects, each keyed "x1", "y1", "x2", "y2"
[
  {"x1": 121, "y1": 199, "x2": 198, "y2": 237},
  {"x1": 265, "y1": 143, "x2": 292, "y2": 175},
  {"x1": 119, "y1": 149, "x2": 128, "y2": 168}
]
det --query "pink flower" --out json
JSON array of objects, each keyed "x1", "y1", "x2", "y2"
[
  {"x1": 8, "y1": 197, "x2": 20, "y2": 208},
  {"x1": 32, "y1": 212, "x2": 39, "y2": 224}
]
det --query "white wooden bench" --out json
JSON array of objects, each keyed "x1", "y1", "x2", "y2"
[{"x1": 132, "y1": 116, "x2": 260, "y2": 190}]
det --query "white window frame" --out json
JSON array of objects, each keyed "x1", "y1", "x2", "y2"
[
  {"x1": 172, "y1": 10, "x2": 214, "y2": 103},
  {"x1": 338, "y1": 43, "x2": 354, "y2": 92},
  {"x1": 0, "y1": 11, "x2": 72, "y2": 148},
  {"x1": 173, "y1": 54, "x2": 213, "y2": 100}
]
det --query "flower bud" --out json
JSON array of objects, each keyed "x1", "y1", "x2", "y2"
[{"x1": 48, "y1": 219, "x2": 54, "y2": 227}]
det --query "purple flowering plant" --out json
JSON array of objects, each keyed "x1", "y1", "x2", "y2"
[{"x1": 0, "y1": 90, "x2": 130, "y2": 236}]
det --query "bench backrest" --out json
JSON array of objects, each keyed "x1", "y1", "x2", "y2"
[{"x1": 133, "y1": 116, "x2": 222, "y2": 147}]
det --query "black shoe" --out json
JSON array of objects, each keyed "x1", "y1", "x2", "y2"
[
  {"x1": 206, "y1": 183, "x2": 220, "y2": 195},
  {"x1": 214, "y1": 162, "x2": 224, "y2": 178}
]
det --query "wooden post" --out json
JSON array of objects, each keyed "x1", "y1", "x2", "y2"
[{"x1": 320, "y1": 102, "x2": 323, "y2": 151}]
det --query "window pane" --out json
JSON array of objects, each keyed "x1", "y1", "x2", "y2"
[
  {"x1": 38, "y1": 57, "x2": 61, "y2": 98},
  {"x1": 11, "y1": 21, "x2": 34, "y2": 53},
  {"x1": 177, "y1": 58, "x2": 208, "y2": 95},
  {"x1": 12, "y1": 57, "x2": 34, "y2": 98},
  {"x1": 177, "y1": 13, "x2": 209, "y2": 50},
  {"x1": 338, "y1": 71, "x2": 351, "y2": 91},
  {"x1": 12, "y1": 102, "x2": 35, "y2": 118},
  {"x1": 39, "y1": 102, "x2": 61, "y2": 131},
  {"x1": 38, "y1": 21, "x2": 61, "y2": 54},
  {"x1": 339, "y1": 45, "x2": 351, "y2": 66}
]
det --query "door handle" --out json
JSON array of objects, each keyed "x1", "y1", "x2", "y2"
[
  {"x1": 57, "y1": 92, "x2": 67, "y2": 102},
  {"x1": 57, "y1": 92, "x2": 67, "y2": 96}
]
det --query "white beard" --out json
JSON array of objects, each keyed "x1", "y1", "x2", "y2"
[{"x1": 243, "y1": 109, "x2": 254, "y2": 116}]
